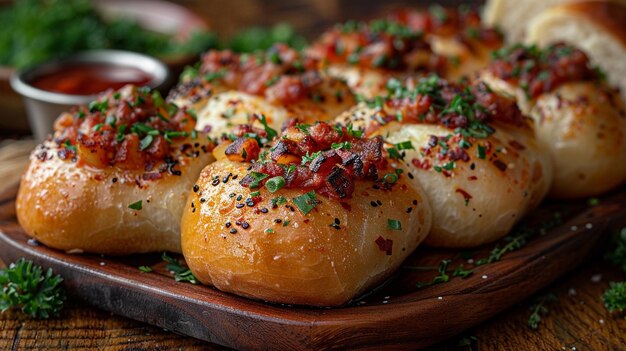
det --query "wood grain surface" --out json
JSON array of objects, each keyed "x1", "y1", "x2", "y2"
[{"x1": 1, "y1": 182, "x2": 626, "y2": 350}]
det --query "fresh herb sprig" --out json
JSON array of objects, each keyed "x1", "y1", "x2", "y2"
[
  {"x1": 475, "y1": 212, "x2": 562, "y2": 266},
  {"x1": 606, "y1": 228, "x2": 626, "y2": 273},
  {"x1": 603, "y1": 282, "x2": 626, "y2": 319},
  {"x1": 0, "y1": 258, "x2": 65, "y2": 318},
  {"x1": 527, "y1": 292, "x2": 557, "y2": 330},
  {"x1": 161, "y1": 253, "x2": 198, "y2": 284}
]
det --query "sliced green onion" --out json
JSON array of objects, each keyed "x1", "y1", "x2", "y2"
[
  {"x1": 387, "y1": 219, "x2": 402, "y2": 230},
  {"x1": 129, "y1": 200, "x2": 142, "y2": 210},
  {"x1": 265, "y1": 176, "x2": 286, "y2": 193}
]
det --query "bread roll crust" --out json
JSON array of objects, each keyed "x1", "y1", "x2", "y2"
[
  {"x1": 526, "y1": 0, "x2": 626, "y2": 103},
  {"x1": 181, "y1": 158, "x2": 431, "y2": 306},
  {"x1": 17, "y1": 142, "x2": 213, "y2": 254},
  {"x1": 531, "y1": 82, "x2": 626, "y2": 197},
  {"x1": 384, "y1": 123, "x2": 551, "y2": 247}
]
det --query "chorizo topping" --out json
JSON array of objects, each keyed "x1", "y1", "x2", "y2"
[
  {"x1": 169, "y1": 44, "x2": 322, "y2": 105},
  {"x1": 354, "y1": 75, "x2": 523, "y2": 178},
  {"x1": 366, "y1": 75, "x2": 527, "y2": 136},
  {"x1": 488, "y1": 43, "x2": 602, "y2": 98},
  {"x1": 388, "y1": 5, "x2": 503, "y2": 48},
  {"x1": 234, "y1": 121, "x2": 401, "y2": 200},
  {"x1": 308, "y1": 19, "x2": 446, "y2": 74},
  {"x1": 46, "y1": 85, "x2": 211, "y2": 173}
]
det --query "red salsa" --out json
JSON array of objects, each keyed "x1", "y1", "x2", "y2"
[{"x1": 31, "y1": 63, "x2": 153, "y2": 95}]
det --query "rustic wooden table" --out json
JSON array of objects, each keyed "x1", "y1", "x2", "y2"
[{"x1": 1, "y1": 1, "x2": 625, "y2": 349}]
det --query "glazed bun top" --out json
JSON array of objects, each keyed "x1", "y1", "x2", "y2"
[
  {"x1": 307, "y1": 19, "x2": 447, "y2": 98},
  {"x1": 336, "y1": 74, "x2": 530, "y2": 138},
  {"x1": 388, "y1": 5, "x2": 503, "y2": 49},
  {"x1": 308, "y1": 19, "x2": 444, "y2": 73},
  {"x1": 486, "y1": 43, "x2": 604, "y2": 99},
  {"x1": 169, "y1": 43, "x2": 352, "y2": 108},
  {"x1": 217, "y1": 119, "x2": 404, "y2": 201},
  {"x1": 47, "y1": 85, "x2": 213, "y2": 177}
]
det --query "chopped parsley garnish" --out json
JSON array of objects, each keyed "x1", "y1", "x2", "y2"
[
  {"x1": 258, "y1": 114, "x2": 278, "y2": 140},
  {"x1": 63, "y1": 140, "x2": 76, "y2": 152},
  {"x1": 602, "y1": 282, "x2": 626, "y2": 318},
  {"x1": 128, "y1": 200, "x2": 143, "y2": 211},
  {"x1": 265, "y1": 75, "x2": 280, "y2": 87},
  {"x1": 477, "y1": 144, "x2": 487, "y2": 159},
  {"x1": 0, "y1": 258, "x2": 65, "y2": 318},
  {"x1": 607, "y1": 228, "x2": 626, "y2": 273},
  {"x1": 395, "y1": 140, "x2": 414, "y2": 150},
  {"x1": 271, "y1": 196, "x2": 287, "y2": 207},
  {"x1": 387, "y1": 147, "x2": 403, "y2": 160},
  {"x1": 292, "y1": 191, "x2": 319, "y2": 215},
  {"x1": 203, "y1": 70, "x2": 226, "y2": 82},
  {"x1": 138, "y1": 266, "x2": 152, "y2": 273},
  {"x1": 442, "y1": 161, "x2": 455, "y2": 171},
  {"x1": 247, "y1": 172, "x2": 269, "y2": 188},
  {"x1": 88, "y1": 99, "x2": 108, "y2": 113},
  {"x1": 161, "y1": 253, "x2": 198, "y2": 284},
  {"x1": 331, "y1": 141, "x2": 351, "y2": 150},
  {"x1": 301, "y1": 151, "x2": 322, "y2": 165},
  {"x1": 528, "y1": 293, "x2": 557, "y2": 330},
  {"x1": 387, "y1": 219, "x2": 402, "y2": 230}
]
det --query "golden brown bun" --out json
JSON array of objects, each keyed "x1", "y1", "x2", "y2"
[
  {"x1": 481, "y1": 69, "x2": 626, "y2": 198},
  {"x1": 190, "y1": 78, "x2": 356, "y2": 139},
  {"x1": 16, "y1": 142, "x2": 213, "y2": 255},
  {"x1": 482, "y1": 0, "x2": 607, "y2": 43},
  {"x1": 363, "y1": 119, "x2": 551, "y2": 248},
  {"x1": 432, "y1": 36, "x2": 499, "y2": 81},
  {"x1": 526, "y1": 1, "x2": 626, "y2": 103},
  {"x1": 181, "y1": 159, "x2": 431, "y2": 306},
  {"x1": 531, "y1": 82, "x2": 626, "y2": 198}
]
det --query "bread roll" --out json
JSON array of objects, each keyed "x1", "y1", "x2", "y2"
[
  {"x1": 168, "y1": 44, "x2": 355, "y2": 139},
  {"x1": 526, "y1": 0, "x2": 626, "y2": 103},
  {"x1": 335, "y1": 76, "x2": 552, "y2": 247},
  {"x1": 181, "y1": 122, "x2": 431, "y2": 306},
  {"x1": 481, "y1": 43, "x2": 626, "y2": 197},
  {"x1": 308, "y1": 20, "x2": 446, "y2": 98},
  {"x1": 531, "y1": 82, "x2": 626, "y2": 198},
  {"x1": 16, "y1": 86, "x2": 214, "y2": 254},
  {"x1": 388, "y1": 6, "x2": 504, "y2": 80},
  {"x1": 482, "y1": 0, "x2": 590, "y2": 43}
]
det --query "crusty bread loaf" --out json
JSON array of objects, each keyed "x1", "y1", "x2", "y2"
[
  {"x1": 483, "y1": 0, "x2": 587, "y2": 43},
  {"x1": 526, "y1": 1, "x2": 626, "y2": 103}
]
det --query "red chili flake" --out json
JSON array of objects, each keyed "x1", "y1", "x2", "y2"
[
  {"x1": 492, "y1": 159, "x2": 507, "y2": 172},
  {"x1": 340, "y1": 202, "x2": 352, "y2": 211},
  {"x1": 456, "y1": 188, "x2": 472, "y2": 206},
  {"x1": 375, "y1": 236, "x2": 393, "y2": 255},
  {"x1": 412, "y1": 158, "x2": 431, "y2": 170},
  {"x1": 508, "y1": 140, "x2": 526, "y2": 151},
  {"x1": 467, "y1": 176, "x2": 478, "y2": 181}
]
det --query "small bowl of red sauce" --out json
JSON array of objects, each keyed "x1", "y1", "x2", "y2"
[{"x1": 10, "y1": 50, "x2": 169, "y2": 141}]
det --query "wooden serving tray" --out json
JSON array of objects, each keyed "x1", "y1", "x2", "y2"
[{"x1": 1, "y1": 183, "x2": 625, "y2": 350}]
